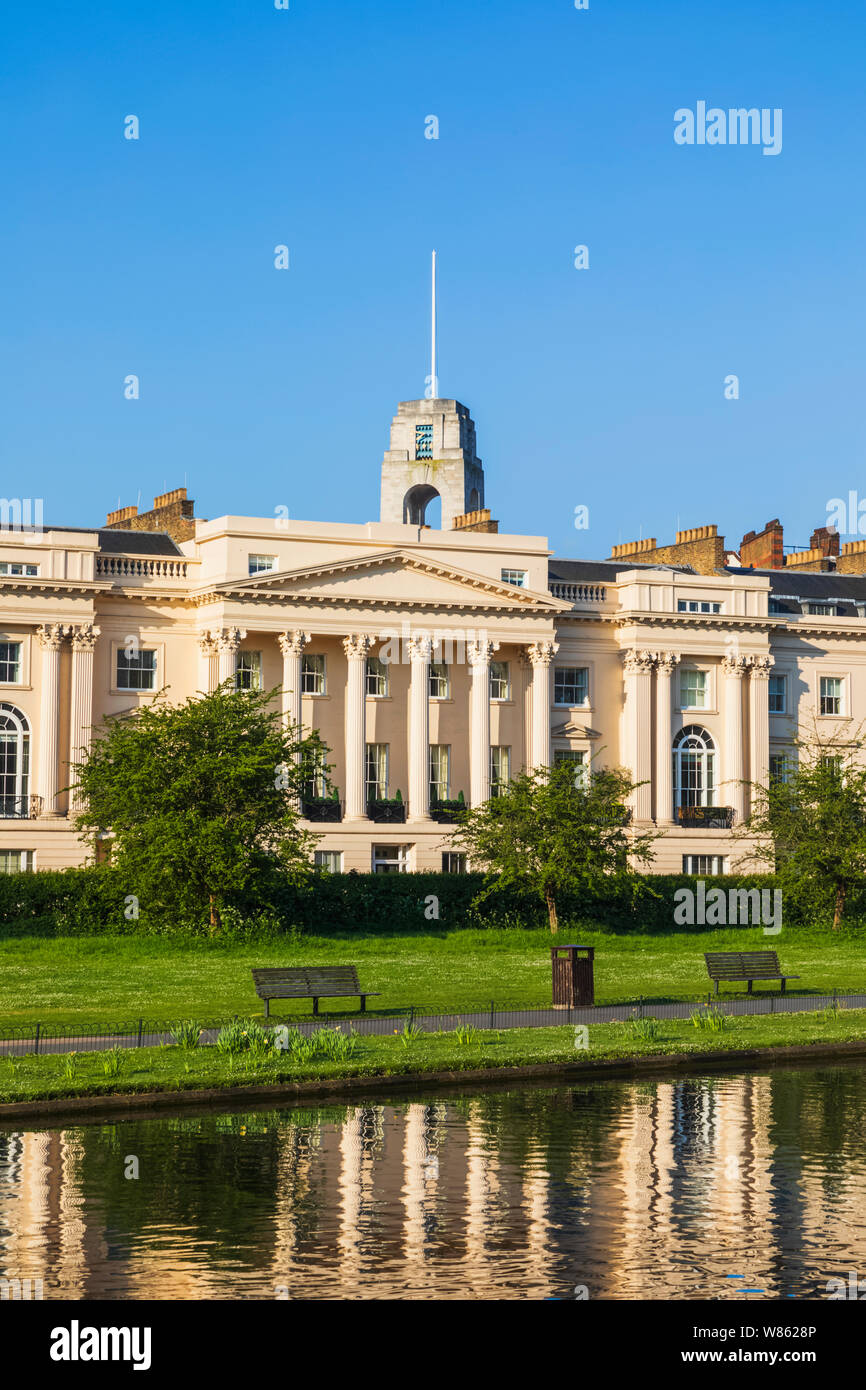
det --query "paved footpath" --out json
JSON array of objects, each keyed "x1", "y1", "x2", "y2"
[{"x1": 1, "y1": 993, "x2": 864, "y2": 1057}]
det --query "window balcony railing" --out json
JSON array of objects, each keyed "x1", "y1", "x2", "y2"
[
  {"x1": 548, "y1": 581, "x2": 607, "y2": 604},
  {"x1": 675, "y1": 805, "x2": 735, "y2": 830},
  {"x1": 301, "y1": 798, "x2": 343, "y2": 823},
  {"x1": 0, "y1": 794, "x2": 43, "y2": 819},
  {"x1": 367, "y1": 799, "x2": 407, "y2": 824}
]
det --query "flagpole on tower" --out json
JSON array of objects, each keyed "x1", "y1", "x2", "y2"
[{"x1": 431, "y1": 249, "x2": 438, "y2": 399}]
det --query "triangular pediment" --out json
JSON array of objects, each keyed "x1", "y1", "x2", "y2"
[
  {"x1": 215, "y1": 549, "x2": 568, "y2": 611},
  {"x1": 551, "y1": 718, "x2": 601, "y2": 740}
]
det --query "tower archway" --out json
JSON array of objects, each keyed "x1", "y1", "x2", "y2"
[{"x1": 402, "y1": 484, "x2": 441, "y2": 526}]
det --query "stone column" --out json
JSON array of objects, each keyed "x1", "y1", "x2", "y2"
[
  {"x1": 343, "y1": 634, "x2": 376, "y2": 821},
  {"x1": 69, "y1": 623, "x2": 100, "y2": 812},
  {"x1": 197, "y1": 633, "x2": 218, "y2": 694},
  {"x1": 407, "y1": 635, "x2": 433, "y2": 821},
  {"x1": 216, "y1": 628, "x2": 246, "y2": 688},
  {"x1": 36, "y1": 623, "x2": 68, "y2": 817},
  {"x1": 278, "y1": 630, "x2": 310, "y2": 734},
  {"x1": 748, "y1": 655, "x2": 773, "y2": 809},
  {"x1": 654, "y1": 652, "x2": 679, "y2": 824},
  {"x1": 623, "y1": 649, "x2": 655, "y2": 823},
  {"x1": 468, "y1": 638, "x2": 499, "y2": 806},
  {"x1": 722, "y1": 654, "x2": 748, "y2": 821},
  {"x1": 527, "y1": 640, "x2": 559, "y2": 771}
]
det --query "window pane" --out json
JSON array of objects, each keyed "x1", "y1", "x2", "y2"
[
  {"x1": 0, "y1": 643, "x2": 22, "y2": 683},
  {"x1": 366, "y1": 657, "x2": 388, "y2": 697},
  {"x1": 301, "y1": 654, "x2": 325, "y2": 694},
  {"x1": 429, "y1": 661, "x2": 449, "y2": 698},
  {"x1": 248, "y1": 554, "x2": 276, "y2": 575},
  {"x1": 820, "y1": 676, "x2": 842, "y2": 715},
  {"x1": 365, "y1": 744, "x2": 388, "y2": 800},
  {"x1": 490, "y1": 746, "x2": 510, "y2": 795},
  {"x1": 234, "y1": 651, "x2": 262, "y2": 691},
  {"x1": 116, "y1": 649, "x2": 156, "y2": 690},
  {"x1": 680, "y1": 670, "x2": 707, "y2": 708},
  {"x1": 490, "y1": 661, "x2": 509, "y2": 700},
  {"x1": 554, "y1": 667, "x2": 588, "y2": 706},
  {"x1": 429, "y1": 745, "x2": 450, "y2": 800},
  {"x1": 768, "y1": 674, "x2": 786, "y2": 713}
]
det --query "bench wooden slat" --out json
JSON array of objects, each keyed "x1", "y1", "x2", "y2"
[
  {"x1": 703, "y1": 950, "x2": 800, "y2": 995},
  {"x1": 251, "y1": 965, "x2": 379, "y2": 1016}
]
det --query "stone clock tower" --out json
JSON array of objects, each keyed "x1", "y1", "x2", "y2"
[{"x1": 380, "y1": 398, "x2": 486, "y2": 530}]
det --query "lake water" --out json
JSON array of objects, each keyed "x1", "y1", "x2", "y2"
[{"x1": 2, "y1": 1064, "x2": 865, "y2": 1300}]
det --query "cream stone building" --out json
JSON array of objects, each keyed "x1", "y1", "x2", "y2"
[{"x1": 0, "y1": 395, "x2": 859, "y2": 874}]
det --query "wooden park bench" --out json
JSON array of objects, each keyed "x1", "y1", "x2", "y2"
[
  {"x1": 251, "y1": 966, "x2": 381, "y2": 1017},
  {"x1": 704, "y1": 950, "x2": 801, "y2": 996}
]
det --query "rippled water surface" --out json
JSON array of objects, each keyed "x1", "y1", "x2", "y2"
[{"x1": 2, "y1": 1065, "x2": 865, "y2": 1299}]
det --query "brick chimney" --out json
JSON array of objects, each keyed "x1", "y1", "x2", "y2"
[
  {"x1": 740, "y1": 519, "x2": 783, "y2": 570},
  {"x1": 103, "y1": 487, "x2": 197, "y2": 544}
]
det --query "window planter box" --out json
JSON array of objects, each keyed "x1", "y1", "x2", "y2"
[
  {"x1": 367, "y1": 800, "x2": 406, "y2": 824},
  {"x1": 301, "y1": 798, "x2": 343, "y2": 823},
  {"x1": 430, "y1": 798, "x2": 466, "y2": 824},
  {"x1": 676, "y1": 805, "x2": 735, "y2": 830}
]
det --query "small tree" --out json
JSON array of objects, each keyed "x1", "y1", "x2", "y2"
[
  {"x1": 72, "y1": 682, "x2": 329, "y2": 931},
  {"x1": 455, "y1": 759, "x2": 658, "y2": 932},
  {"x1": 740, "y1": 729, "x2": 866, "y2": 930}
]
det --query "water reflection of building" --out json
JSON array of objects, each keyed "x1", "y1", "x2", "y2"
[{"x1": 0, "y1": 1071, "x2": 864, "y2": 1299}]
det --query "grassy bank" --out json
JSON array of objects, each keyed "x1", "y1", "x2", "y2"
[
  {"x1": 3, "y1": 1006, "x2": 866, "y2": 1107},
  {"x1": 0, "y1": 927, "x2": 864, "y2": 1031}
]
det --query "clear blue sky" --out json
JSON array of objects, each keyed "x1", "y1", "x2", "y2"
[{"x1": 2, "y1": 0, "x2": 864, "y2": 562}]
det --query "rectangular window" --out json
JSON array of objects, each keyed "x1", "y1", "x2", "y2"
[
  {"x1": 366, "y1": 656, "x2": 389, "y2": 697},
  {"x1": 682, "y1": 855, "x2": 726, "y2": 875},
  {"x1": 302, "y1": 748, "x2": 329, "y2": 799},
  {"x1": 372, "y1": 844, "x2": 409, "y2": 874},
  {"x1": 501, "y1": 569, "x2": 528, "y2": 588},
  {"x1": 769, "y1": 753, "x2": 790, "y2": 784},
  {"x1": 365, "y1": 743, "x2": 389, "y2": 801},
  {"x1": 769, "y1": 598, "x2": 787, "y2": 615},
  {"x1": 554, "y1": 666, "x2": 589, "y2": 707},
  {"x1": 116, "y1": 648, "x2": 157, "y2": 691},
  {"x1": 554, "y1": 748, "x2": 589, "y2": 787},
  {"x1": 415, "y1": 424, "x2": 433, "y2": 459},
  {"x1": 248, "y1": 554, "x2": 277, "y2": 575},
  {"x1": 301, "y1": 654, "x2": 325, "y2": 694},
  {"x1": 807, "y1": 602, "x2": 836, "y2": 616},
  {"x1": 680, "y1": 669, "x2": 707, "y2": 709},
  {"x1": 442, "y1": 852, "x2": 467, "y2": 874},
  {"x1": 0, "y1": 642, "x2": 22, "y2": 684},
  {"x1": 677, "y1": 600, "x2": 721, "y2": 614},
  {"x1": 0, "y1": 850, "x2": 34, "y2": 873},
  {"x1": 768, "y1": 674, "x2": 786, "y2": 714},
  {"x1": 490, "y1": 746, "x2": 510, "y2": 796},
  {"x1": 0, "y1": 563, "x2": 38, "y2": 577},
  {"x1": 234, "y1": 651, "x2": 262, "y2": 691},
  {"x1": 313, "y1": 850, "x2": 343, "y2": 872},
  {"x1": 429, "y1": 745, "x2": 450, "y2": 801},
  {"x1": 490, "y1": 661, "x2": 510, "y2": 700},
  {"x1": 820, "y1": 676, "x2": 843, "y2": 715},
  {"x1": 429, "y1": 661, "x2": 449, "y2": 698}
]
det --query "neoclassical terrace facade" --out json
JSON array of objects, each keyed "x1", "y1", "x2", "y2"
[{"x1": 0, "y1": 397, "x2": 860, "y2": 874}]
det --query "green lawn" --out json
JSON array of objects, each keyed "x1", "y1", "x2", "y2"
[
  {"x1": 0, "y1": 926, "x2": 863, "y2": 1031},
  {"x1": 3, "y1": 1007, "x2": 866, "y2": 1106}
]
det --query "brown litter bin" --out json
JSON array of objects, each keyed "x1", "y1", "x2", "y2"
[{"x1": 551, "y1": 944, "x2": 595, "y2": 1008}]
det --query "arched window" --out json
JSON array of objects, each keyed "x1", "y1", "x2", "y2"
[
  {"x1": 673, "y1": 725, "x2": 715, "y2": 811},
  {"x1": 0, "y1": 704, "x2": 30, "y2": 817}
]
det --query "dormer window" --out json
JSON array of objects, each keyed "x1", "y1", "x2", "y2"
[
  {"x1": 0, "y1": 563, "x2": 38, "y2": 577},
  {"x1": 415, "y1": 424, "x2": 433, "y2": 459},
  {"x1": 806, "y1": 602, "x2": 836, "y2": 616},
  {"x1": 677, "y1": 599, "x2": 721, "y2": 614}
]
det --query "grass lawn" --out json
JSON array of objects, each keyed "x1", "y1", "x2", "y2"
[
  {"x1": 2, "y1": 1006, "x2": 866, "y2": 1106},
  {"x1": 0, "y1": 925, "x2": 864, "y2": 1031}
]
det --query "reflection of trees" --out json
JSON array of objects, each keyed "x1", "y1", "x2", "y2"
[{"x1": 768, "y1": 1065, "x2": 866, "y2": 1184}]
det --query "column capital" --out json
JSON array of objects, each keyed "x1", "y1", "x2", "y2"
[
  {"x1": 278, "y1": 630, "x2": 311, "y2": 658},
  {"x1": 407, "y1": 634, "x2": 434, "y2": 663},
  {"x1": 70, "y1": 623, "x2": 100, "y2": 653},
  {"x1": 198, "y1": 632, "x2": 219, "y2": 656},
  {"x1": 36, "y1": 623, "x2": 69, "y2": 651},
  {"x1": 342, "y1": 633, "x2": 376, "y2": 661},
  {"x1": 748, "y1": 655, "x2": 773, "y2": 680},
  {"x1": 721, "y1": 653, "x2": 750, "y2": 677},
  {"x1": 216, "y1": 627, "x2": 246, "y2": 654},
  {"x1": 526, "y1": 640, "x2": 559, "y2": 667},
  {"x1": 467, "y1": 637, "x2": 499, "y2": 667},
  {"x1": 655, "y1": 651, "x2": 681, "y2": 674},
  {"x1": 623, "y1": 648, "x2": 655, "y2": 673}
]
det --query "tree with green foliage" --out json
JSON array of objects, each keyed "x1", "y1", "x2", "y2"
[
  {"x1": 454, "y1": 759, "x2": 658, "y2": 932},
  {"x1": 72, "y1": 682, "x2": 329, "y2": 931},
  {"x1": 740, "y1": 729, "x2": 866, "y2": 930}
]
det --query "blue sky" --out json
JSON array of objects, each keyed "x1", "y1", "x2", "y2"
[{"x1": 2, "y1": 0, "x2": 864, "y2": 563}]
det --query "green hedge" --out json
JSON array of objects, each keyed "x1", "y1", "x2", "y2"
[{"x1": 0, "y1": 866, "x2": 849, "y2": 938}]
